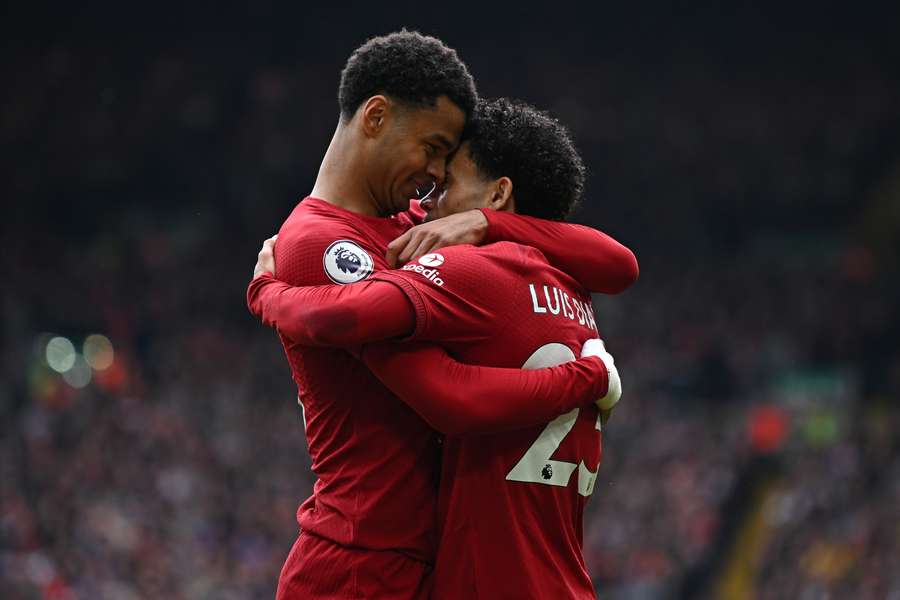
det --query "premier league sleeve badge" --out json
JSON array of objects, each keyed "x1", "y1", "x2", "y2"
[{"x1": 323, "y1": 240, "x2": 375, "y2": 284}]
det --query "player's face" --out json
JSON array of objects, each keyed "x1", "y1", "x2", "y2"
[
  {"x1": 422, "y1": 142, "x2": 493, "y2": 222},
  {"x1": 374, "y1": 96, "x2": 465, "y2": 214}
]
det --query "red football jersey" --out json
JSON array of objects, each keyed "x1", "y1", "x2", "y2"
[
  {"x1": 274, "y1": 197, "x2": 440, "y2": 561},
  {"x1": 267, "y1": 196, "x2": 635, "y2": 594},
  {"x1": 370, "y1": 242, "x2": 604, "y2": 599}
]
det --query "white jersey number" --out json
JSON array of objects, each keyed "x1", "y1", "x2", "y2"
[{"x1": 505, "y1": 343, "x2": 602, "y2": 497}]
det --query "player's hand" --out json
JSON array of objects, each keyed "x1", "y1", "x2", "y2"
[
  {"x1": 386, "y1": 209, "x2": 488, "y2": 267},
  {"x1": 253, "y1": 235, "x2": 278, "y2": 279},
  {"x1": 580, "y1": 339, "x2": 622, "y2": 422}
]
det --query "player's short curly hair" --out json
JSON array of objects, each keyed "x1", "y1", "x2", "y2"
[
  {"x1": 464, "y1": 98, "x2": 586, "y2": 221},
  {"x1": 338, "y1": 30, "x2": 477, "y2": 121}
]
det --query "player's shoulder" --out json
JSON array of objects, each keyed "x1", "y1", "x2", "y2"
[
  {"x1": 417, "y1": 241, "x2": 545, "y2": 272},
  {"x1": 462, "y1": 242, "x2": 585, "y2": 294},
  {"x1": 486, "y1": 241, "x2": 549, "y2": 261},
  {"x1": 395, "y1": 243, "x2": 545, "y2": 294},
  {"x1": 281, "y1": 197, "x2": 368, "y2": 236},
  {"x1": 471, "y1": 241, "x2": 551, "y2": 271},
  {"x1": 276, "y1": 198, "x2": 383, "y2": 286}
]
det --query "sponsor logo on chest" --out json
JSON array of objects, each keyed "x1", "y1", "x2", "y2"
[{"x1": 528, "y1": 283, "x2": 597, "y2": 332}]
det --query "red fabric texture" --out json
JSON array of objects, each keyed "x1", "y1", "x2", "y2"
[
  {"x1": 369, "y1": 242, "x2": 606, "y2": 599},
  {"x1": 247, "y1": 273, "x2": 607, "y2": 436},
  {"x1": 253, "y1": 196, "x2": 633, "y2": 597},
  {"x1": 362, "y1": 344, "x2": 606, "y2": 436},
  {"x1": 481, "y1": 208, "x2": 639, "y2": 294},
  {"x1": 270, "y1": 198, "x2": 438, "y2": 566},
  {"x1": 247, "y1": 275, "x2": 416, "y2": 346},
  {"x1": 277, "y1": 530, "x2": 431, "y2": 600}
]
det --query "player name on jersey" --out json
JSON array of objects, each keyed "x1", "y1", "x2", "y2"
[{"x1": 528, "y1": 283, "x2": 597, "y2": 332}]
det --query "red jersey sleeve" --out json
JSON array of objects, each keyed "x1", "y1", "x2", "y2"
[
  {"x1": 246, "y1": 274, "x2": 415, "y2": 346},
  {"x1": 248, "y1": 201, "x2": 417, "y2": 345},
  {"x1": 275, "y1": 208, "x2": 388, "y2": 287},
  {"x1": 480, "y1": 209, "x2": 639, "y2": 294},
  {"x1": 368, "y1": 243, "x2": 529, "y2": 344},
  {"x1": 361, "y1": 343, "x2": 608, "y2": 435}
]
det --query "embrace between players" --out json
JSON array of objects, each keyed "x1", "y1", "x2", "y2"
[{"x1": 246, "y1": 31, "x2": 639, "y2": 599}]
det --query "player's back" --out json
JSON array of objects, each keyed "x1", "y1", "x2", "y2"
[
  {"x1": 437, "y1": 401, "x2": 601, "y2": 598},
  {"x1": 274, "y1": 197, "x2": 439, "y2": 562},
  {"x1": 373, "y1": 241, "x2": 603, "y2": 598}
]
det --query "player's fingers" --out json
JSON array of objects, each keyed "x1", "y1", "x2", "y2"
[
  {"x1": 396, "y1": 230, "x2": 423, "y2": 264},
  {"x1": 386, "y1": 231, "x2": 412, "y2": 268},
  {"x1": 398, "y1": 232, "x2": 432, "y2": 264},
  {"x1": 256, "y1": 237, "x2": 277, "y2": 276},
  {"x1": 596, "y1": 358, "x2": 621, "y2": 411},
  {"x1": 408, "y1": 232, "x2": 443, "y2": 261}
]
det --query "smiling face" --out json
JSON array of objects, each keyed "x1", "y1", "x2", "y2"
[
  {"x1": 422, "y1": 141, "x2": 504, "y2": 221},
  {"x1": 367, "y1": 96, "x2": 466, "y2": 215}
]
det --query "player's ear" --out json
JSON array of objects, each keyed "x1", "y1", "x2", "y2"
[
  {"x1": 361, "y1": 95, "x2": 389, "y2": 138},
  {"x1": 488, "y1": 177, "x2": 515, "y2": 212}
]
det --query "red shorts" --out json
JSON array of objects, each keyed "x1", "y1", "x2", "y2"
[{"x1": 276, "y1": 530, "x2": 432, "y2": 600}]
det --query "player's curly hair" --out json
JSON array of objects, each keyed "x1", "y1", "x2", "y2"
[
  {"x1": 464, "y1": 98, "x2": 586, "y2": 221},
  {"x1": 339, "y1": 30, "x2": 477, "y2": 121}
]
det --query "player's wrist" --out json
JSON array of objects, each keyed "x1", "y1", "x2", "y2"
[
  {"x1": 473, "y1": 208, "x2": 492, "y2": 244},
  {"x1": 579, "y1": 339, "x2": 621, "y2": 411},
  {"x1": 595, "y1": 352, "x2": 621, "y2": 411}
]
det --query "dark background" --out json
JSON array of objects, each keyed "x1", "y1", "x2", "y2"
[{"x1": 3, "y1": 2, "x2": 899, "y2": 598}]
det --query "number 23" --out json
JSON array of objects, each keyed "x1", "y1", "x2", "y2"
[{"x1": 505, "y1": 343, "x2": 602, "y2": 497}]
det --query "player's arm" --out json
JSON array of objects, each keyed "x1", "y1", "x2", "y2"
[
  {"x1": 480, "y1": 209, "x2": 639, "y2": 294},
  {"x1": 248, "y1": 271, "x2": 618, "y2": 431},
  {"x1": 386, "y1": 209, "x2": 639, "y2": 294},
  {"x1": 361, "y1": 343, "x2": 612, "y2": 436},
  {"x1": 249, "y1": 231, "x2": 415, "y2": 346},
  {"x1": 247, "y1": 274, "x2": 415, "y2": 346},
  {"x1": 361, "y1": 248, "x2": 623, "y2": 431}
]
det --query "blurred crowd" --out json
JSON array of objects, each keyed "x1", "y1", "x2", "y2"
[{"x1": 3, "y1": 17, "x2": 899, "y2": 600}]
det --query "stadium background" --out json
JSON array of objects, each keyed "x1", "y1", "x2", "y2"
[{"x1": 3, "y1": 3, "x2": 899, "y2": 598}]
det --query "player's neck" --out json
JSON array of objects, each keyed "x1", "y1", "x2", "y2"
[{"x1": 311, "y1": 123, "x2": 381, "y2": 217}]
